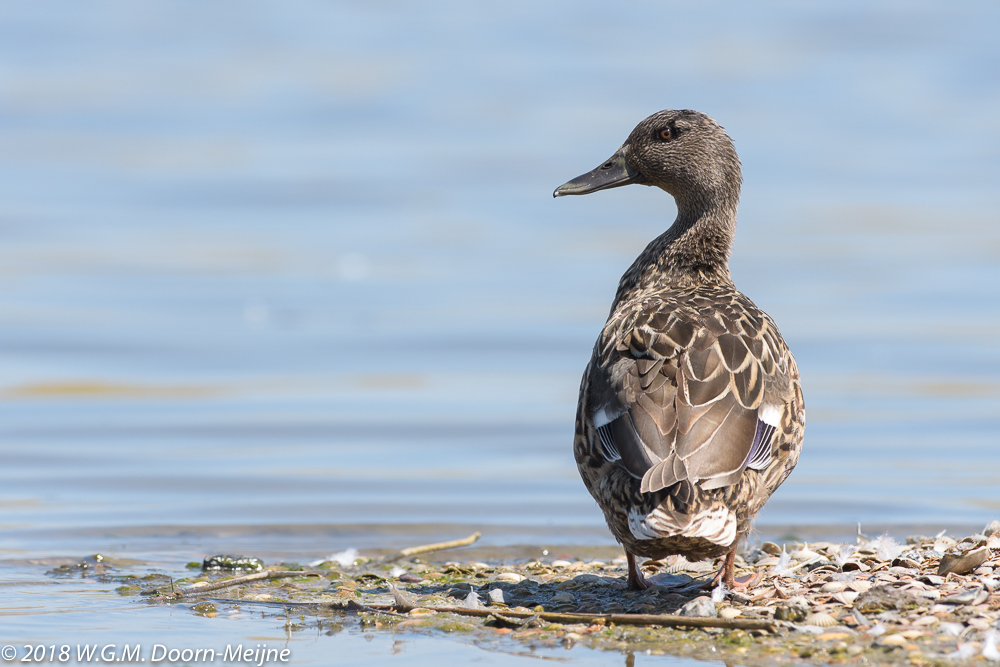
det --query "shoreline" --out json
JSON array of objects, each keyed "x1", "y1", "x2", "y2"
[{"x1": 28, "y1": 522, "x2": 997, "y2": 667}]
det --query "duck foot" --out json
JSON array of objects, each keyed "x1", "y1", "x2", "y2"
[
  {"x1": 724, "y1": 570, "x2": 764, "y2": 592},
  {"x1": 703, "y1": 549, "x2": 763, "y2": 592},
  {"x1": 625, "y1": 551, "x2": 651, "y2": 590}
]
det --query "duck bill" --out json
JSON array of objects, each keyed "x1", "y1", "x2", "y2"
[{"x1": 553, "y1": 149, "x2": 644, "y2": 198}]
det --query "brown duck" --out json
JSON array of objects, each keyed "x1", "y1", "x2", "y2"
[{"x1": 554, "y1": 109, "x2": 805, "y2": 590}]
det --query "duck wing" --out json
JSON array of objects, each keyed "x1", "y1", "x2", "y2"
[{"x1": 590, "y1": 296, "x2": 792, "y2": 500}]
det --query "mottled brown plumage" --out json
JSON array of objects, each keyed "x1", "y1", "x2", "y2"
[{"x1": 554, "y1": 110, "x2": 805, "y2": 590}]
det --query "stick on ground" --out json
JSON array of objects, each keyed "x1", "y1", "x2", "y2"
[
  {"x1": 204, "y1": 597, "x2": 776, "y2": 631},
  {"x1": 156, "y1": 570, "x2": 324, "y2": 599},
  {"x1": 382, "y1": 604, "x2": 776, "y2": 631},
  {"x1": 386, "y1": 532, "x2": 482, "y2": 562}
]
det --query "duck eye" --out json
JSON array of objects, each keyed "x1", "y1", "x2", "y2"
[{"x1": 657, "y1": 127, "x2": 673, "y2": 141}]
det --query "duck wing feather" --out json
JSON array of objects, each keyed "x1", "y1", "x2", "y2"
[{"x1": 590, "y1": 292, "x2": 793, "y2": 498}]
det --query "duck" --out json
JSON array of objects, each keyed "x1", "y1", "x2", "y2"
[{"x1": 553, "y1": 109, "x2": 805, "y2": 591}]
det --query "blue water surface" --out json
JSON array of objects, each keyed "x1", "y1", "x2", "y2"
[{"x1": 1, "y1": 0, "x2": 998, "y2": 663}]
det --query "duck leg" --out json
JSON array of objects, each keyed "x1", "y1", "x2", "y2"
[
  {"x1": 711, "y1": 549, "x2": 738, "y2": 588},
  {"x1": 625, "y1": 551, "x2": 652, "y2": 590},
  {"x1": 707, "y1": 547, "x2": 762, "y2": 592}
]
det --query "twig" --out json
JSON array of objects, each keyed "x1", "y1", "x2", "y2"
[
  {"x1": 161, "y1": 570, "x2": 325, "y2": 599},
  {"x1": 327, "y1": 601, "x2": 774, "y2": 631},
  {"x1": 200, "y1": 597, "x2": 774, "y2": 631},
  {"x1": 425, "y1": 606, "x2": 774, "y2": 631},
  {"x1": 385, "y1": 532, "x2": 482, "y2": 562}
]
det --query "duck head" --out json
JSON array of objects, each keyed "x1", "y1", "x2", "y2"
[{"x1": 553, "y1": 109, "x2": 741, "y2": 212}]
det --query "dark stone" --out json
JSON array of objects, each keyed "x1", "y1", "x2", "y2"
[
  {"x1": 677, "y1": 596, "x2": 716, "y2": 618},
  {"x1": 202, "y1": 555, "x2": 264, "y2": 572}
]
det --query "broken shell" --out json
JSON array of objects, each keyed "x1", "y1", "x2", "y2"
[
  {"x1": 832, "y1": 591, "x2": 859, "y2": 605},
  {"x1": 848, "y1": 580, "x2": 871, "y2": 593},
  {"x1": 938, "y1": 547, "x2": 989, "y2": 576},
  {"x1": 550, "y1": 560, "x2": 572, "y2": 568},
  {"x1": 496, "y1": 572, "x2": 524, "y2": 583},
  {"x1": 820, "y1": 582, "x2": 847, "y2": 593},
  {"x1": 761, "y1": 542, "x2": 782, "y2": 555},
  {"x1": 987, "y1": 534, "x2": 1000, "y2": 549},
  {"x1": 662, "y1": 554, "x2": 713, "y2": 573},
  {"x1": 967, "y1": 617, "x2": 993, "y2": 631},
  {"x1": 718, "y1": 607, "x2": 742, "y2": 619},
  {"x1": 933, "y1": 537, "x2": 957, "y2": 552},
  {"x1": 804, "y1": 612, "x2": 838, "y2": 627},
  {"x1": 879, "y1": 634, "x2": 907, "y2": 646},
  {"x1": 939, "y1": 586, "x2": 988, "y2": 605}
]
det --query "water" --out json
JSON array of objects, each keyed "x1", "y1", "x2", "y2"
[{"x1": 1, "y1": 1, "x2": 999, "y2": 663}]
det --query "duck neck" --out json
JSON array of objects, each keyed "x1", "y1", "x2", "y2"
[{"x1": 615, "y1": 194, "x2": 737, "y2": 300}]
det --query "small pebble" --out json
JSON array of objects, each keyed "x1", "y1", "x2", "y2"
[
  {"x1": 678, "y1": 596, "x2": 717, "y2": 618},
  {"x1": 487, "y1": 588, "x2": 505, "y2": 604},
  {"x1": 408, "y1": 608, "x2": 436, "y2": 617}
]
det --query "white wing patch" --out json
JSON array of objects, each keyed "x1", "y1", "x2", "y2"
[
  {"x1": 758, "y1": 403, "x2": 782, "y2": 427},
  {"x1": 627, "y1": 505, "x2": 736, "y2": 547},
  {"x1": 592, "y1": 407, "x2": 619, "y2": 428}
]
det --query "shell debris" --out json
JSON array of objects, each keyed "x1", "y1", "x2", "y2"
[{"x1": 803, "y1": 612, "x2": 839, "y2": 627}]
